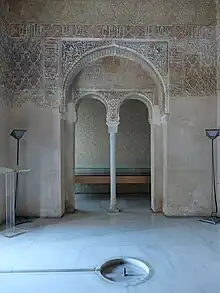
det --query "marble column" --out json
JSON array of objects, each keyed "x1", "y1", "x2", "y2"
[{"x1": 107, "y1": 122, "x2": 120, "y2": 213}]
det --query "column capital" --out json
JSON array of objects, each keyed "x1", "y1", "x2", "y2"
[
  {"x1": 67, "y1": 103, "x2": 77, "y2": 123},
  {"x1": 106, "y1": 121, "x2": 119, "y2": 133},
  {"x1": 61, "y1": 103, "x2": 77, "y2": 123},
  {"x1": 160, "y1": 113, "x2": 170, "y2": 124}
]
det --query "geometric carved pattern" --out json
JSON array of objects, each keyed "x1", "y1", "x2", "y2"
[
  {"x1": 62, "y1": 40, "x2": 111, "y2": 74},
  {"x1": 0, "y1": 19, "x2": 8, "y2": 100},
  {"x1": 5, "y1": 39, "x2": 42, "y2": 91},
  {"x1": 184, "y1": 54, "x2": 216, "y2": 96},
  {"x1": 169, "y1": 42, "x2": 185, "y2": 96},
  {"x1": 44, "y1": 38, "x2": 59, "y2": 80},
  {"x1": 117, "y1": 41, "x2": 168, "y2": 77},
  {"x1": 0, "y1": 20, "x2": 216, "y2": 108},
  {"x1": 62, "y1": 40, "x2": 168, "y2": 78},
  {"x1": 61, "y1": 40, "x2": 168, "y2": 113},
  {"x1": 73, "y1": 89, "x2": 154, "y2": 123},
  {"x1": 183, "y1": 41, "x2": 216, "y2": 96},
  {"x1": 7, "y1": 23, "x2": 215, "y2": 40},
  {"x1": 169, "y1": 40, "x2": 216, "y2": 97},
  {"x1": 43, "y1": 38, "x2": 59, "y2": 107}
]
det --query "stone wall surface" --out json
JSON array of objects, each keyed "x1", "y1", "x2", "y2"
[
  {"x1": 8, "y1": 104, "x2": 63, "y2": 217},
  {"x1": 0, "y1": 103, "x2": 9, "y2": 223},
  {"x1": 0, "y1": 18, "x2": 10, "y2": 223},
  {"x1": 0, "y1": 0, "x2": 218, "y2": 217},
  {"x1": 3, "y1": 0, "x2": 216, "y2": 25},
  {"x1": 165, "y1": 95, "x2": 217, "y2": 216}
]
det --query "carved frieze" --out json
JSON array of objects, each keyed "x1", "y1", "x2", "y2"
[
  {"x1": 169, "y1": 40, "x2": 216, "y2": 96},
  {"x1": 7, "y1": 23, "x2": 215, "y2": 40},
  {"x1": 73, "y1": 89, "x2": 154, "y2": 123},
  {"x1": 62, "y1": 40, "x2": 111, "y2": 74},
  {"x1": 0, "y1": 36, "x2": 43, "y2": 106},
  {"x1": 6, "y1": 38, "x2": 41, "y2": 90}
]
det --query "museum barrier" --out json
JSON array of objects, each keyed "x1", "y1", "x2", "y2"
[{"x1": 0, "y1": 167, "x2": 31, "y2": 238}]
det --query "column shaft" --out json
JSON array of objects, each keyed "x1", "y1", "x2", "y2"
[{"x1": 110, "y1": 133, "x2": 117, "y2": 208}]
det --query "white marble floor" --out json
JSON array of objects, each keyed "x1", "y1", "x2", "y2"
[{"x1": 0, "y1": 195, "x2": 220, "y2": 293}]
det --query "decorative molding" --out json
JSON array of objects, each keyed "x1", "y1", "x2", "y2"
[
  {"x1": 7, "y1": 23, "x2": 215, "y2": 40},
  {"x1": 62, "y1": 41, "x2": 168, "y2": 113},
  {"x1": 106, "y1": 121, "x2": 120, "y2": 133},
  {"x1": 72, "y1": 89, "x2": 154, "y2": 123},
  {"x1": 62, "y1": 40, "x2": 168, "y2": 78},
  {"x1": 160, "y1": 113, "x2": 170, "y2": 123}
]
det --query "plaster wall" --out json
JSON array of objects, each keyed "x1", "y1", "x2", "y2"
[
  {"x1": 5, "y1": 0, "x2": 215, "y2": 25},
  {"x1": 0, "y1": 17, "x2": 10, "y2": 223},
  {"x1": 8, "y1": 103, "x2": 62, "y2": 217},
  {"x1": 0, "y1": 103, "x2": 9, "y2": 223},
  {"x1": 165, "y1": 95, "x2": 217, "y2": 216},
  {"x1": 216, "y1": 0, "x2": 220, "y2": 217}
]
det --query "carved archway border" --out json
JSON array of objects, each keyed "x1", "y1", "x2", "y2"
[
  {"x1": 119, "y1": 92, "x2": 154, "y2": 123},
  {"x1": 62, "y1": 44, "x2": 168, "y2": 114}
]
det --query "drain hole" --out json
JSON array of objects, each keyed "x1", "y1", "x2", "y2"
[{"x1": 96, "y1": 257, "x2": 152, "y2": 286}]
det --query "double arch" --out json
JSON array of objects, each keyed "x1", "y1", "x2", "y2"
[
  {"x1": 73, "y1": 90, "x2": 154, "y2": 124},
  {"x1": 61, "y1": 42, "x2": 168, "y2": 213}
]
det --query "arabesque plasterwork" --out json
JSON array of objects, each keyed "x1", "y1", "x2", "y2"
[
  {"x1": 0, "y1": 19, "x2": 217, "y2": 109},
  {"x1": 73, "y1": 89, "x2": 154, "y2": 123}
]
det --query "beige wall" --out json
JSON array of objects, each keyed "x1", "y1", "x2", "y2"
[
  {"x1": 165, "y1": 95, "x2": 217, "y2": 215},
  {"x1": 8, "y1": 104, "x2": 63, "y2": 217},
  {"x1": 0, "y1": 103, "x2": 9, "y2": 223},
  {"x1": 0, "y1": 18, "x2": 9, "y2": 223},
  {"x1": 4, "y1": 0, "x2": 215, "y2": 25}
]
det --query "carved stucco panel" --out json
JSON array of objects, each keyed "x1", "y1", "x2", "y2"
[
  {"x1": 169, "y1": 39, "x2": 216, "y2": 97},
  {"x1": 61, "y1": 40, "x2": 168, "y2": 80},
  {"x1": 73, "y1": 89, "x2": 154, "y2": 123},
  {"x1": 61, "y1": 40, "x2": 168, "y2": 114},
  {"x1": 116, "y1": 41, "x2": 168, "y2": 78},
  {"x1": 183, "y1": 40, "x2": 216, "y2": 96}
]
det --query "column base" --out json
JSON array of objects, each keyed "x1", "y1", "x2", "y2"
[
  {"x1": 200, "y1": 216, "x2": 220, "y2": 225},
  {"x1": 65, "y1": 206, "x2": 76, "y2": 214},
  {"x1": 108, "y1": 206, "x2": 120, "y2": 214}
]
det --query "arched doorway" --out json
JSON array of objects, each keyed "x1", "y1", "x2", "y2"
[
  {"x1": 61, "y1": 44, "x2": 168, "y2": 215},
  {"x1": 117, "y1": 99, "x2": 151, "y2": 210},
  {"x1": 74, "y1": 97, "x2": 109, "y2": 211}
]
